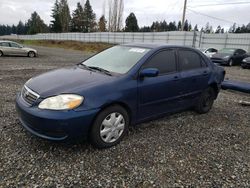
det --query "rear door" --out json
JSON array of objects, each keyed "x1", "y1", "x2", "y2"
[
  {"x1": 0, "y1": 42, "x2": 12, "y2": 55},
  {"x1": 137, "y1": 49, "x2": 182, "y2": 120},
  {"x1": 9, "y1": 42, "x2": 24, "y2": 56},
  {"x1": 178, "y1": 49, "x2": 210, "y2": 100}
]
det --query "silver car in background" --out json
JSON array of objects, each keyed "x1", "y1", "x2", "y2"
[{"x1": 0, "y1": 40, "x2": 37, "y2": 57}]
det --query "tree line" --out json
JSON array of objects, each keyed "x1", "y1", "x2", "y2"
[{"x1": 0, "y1": 0, "x2": 250, "y2": 35}]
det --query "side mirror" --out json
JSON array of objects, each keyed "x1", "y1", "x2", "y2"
[{"x1": 139, "y1": 68, "x2": 159, "y2": 78}]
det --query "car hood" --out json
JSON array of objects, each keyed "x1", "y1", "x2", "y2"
[
  {"x1": 25, "y1": 66, "x2": 113, "y2": 97},
  {"x1": 211, "y1": 53, "x2": 232, "y2": 59}
]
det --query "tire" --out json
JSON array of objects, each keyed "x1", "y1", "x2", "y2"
[
  {"x1": 228, "y1": 59, "x2": 233, "y2": 66},
  {"x1": 195, "y1": 87, "x2": 215, "y2": 114},
  {"x1": 0, "y1": 51, "x2": 3, "y2": 57},
  {"x1": 28, "y1": 51, "x2": 36, "y2": 58},
  {"x1": 90, "y1": 105, "x2": 129, "y2": 149}
]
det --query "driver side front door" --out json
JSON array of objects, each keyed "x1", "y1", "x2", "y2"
[{"x1": 137, "y1": 49, "x2": 182, "y2": 121}]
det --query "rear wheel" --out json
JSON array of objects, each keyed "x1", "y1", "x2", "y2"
[
  {"x1": 28, "y1": 51, "x2": 35, "y2": 58},
  {"x1": 229, "y1": 59, "x2": 233, "y2": 66},
  {"x1": 195, "y1": 87, "x2": 215, "y2": 114},
  {"x1": 90, "y1": 105, "x2": 129, "y2": 148},
  {"x1": 0, "y1": 51, "x2": 3, "y2": 57}
]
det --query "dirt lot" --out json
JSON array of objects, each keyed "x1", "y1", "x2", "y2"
[{"x1": 0, "y1": 46, "x2": 249, "y2": 187}]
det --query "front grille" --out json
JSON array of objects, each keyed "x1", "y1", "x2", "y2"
[{"x1": 21, "y1": 86, "x2": 40, "y2": 105}]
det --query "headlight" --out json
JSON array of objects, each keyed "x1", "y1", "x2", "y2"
[
  {"x1": 38, "y1": 94, "x2": 84, "y2": 110},
  {"x1": 223, "y1": 55, "x2": 230, "y2": 59},
  {"x1": 242, "y1": 59, "x2": 247, "y2": 62}
]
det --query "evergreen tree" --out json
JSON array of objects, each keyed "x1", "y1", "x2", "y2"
[
  {"x1": 50, "y1": 0, "x2": 62, "y2": 32},
  {"x1": 98, "y1": 15, "x2": 107, "y2": 32},
  {"x1": 161, "y1": 20, "x2": 168, "y2": 31},
  {"x1": 11, "y1": 25, "x2": 17, "y2": 34},
  {"x1": 71, "y1": 2, "x2": 84, "y2": 32},
  {"x1": 169, "y1": 21, "x2": 177, "y2": 31},
  {"x1": 183, "y1": 20, "x2": 189, "y2": 31},
  {"x1": 59, "y1": 0, "x2": 71, "y2": 32},
  {"x1": 83, "y1": 0, "x2": 96, "y2": 32},
  {"x1": 215, "y1": 25, "x2": 221, "y2": 33},
  {"x1": 16, "y1": 21, "x2": 25, "y2": 34},
  {"x1": 177, "y1": 21, "x2": 182, "y2": 31},
  {"x1": 188, "y1": 23, "x2": 192, "y2": 31},
  {"x1": 229, "y1": 23, "x2": 236, "y2": 33},
  {"x1": 26, "y1": 11, "x2": 48, "y2": 34},
  {"x1": 125, "y1": 13, "x2": 139, "y2": 32},
  {"x1": 194, "y1": 24, "x2": 198, "y2": 31}
]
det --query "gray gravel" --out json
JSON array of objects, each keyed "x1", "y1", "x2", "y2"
[{"x1": 0, "y1": 46, "x2": 249, "y2": 187}]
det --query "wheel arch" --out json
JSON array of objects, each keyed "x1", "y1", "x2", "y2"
[
  {"x1": 28, "y1": 50, "x2": 36, "y2": 56},
  {"x1": 87, "y1": 101, "x2": 133, "y2": 141},
  {"x1": 99, "y1": 102, "x2": 132, "y2": 123}
]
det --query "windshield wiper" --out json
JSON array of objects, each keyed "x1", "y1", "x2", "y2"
[
  {"x1": 87, "y1": 66, "x2": 112, "y2": 76},
  {"x1": 78, "y1": 64, "x2": 93, "y2": 71}
]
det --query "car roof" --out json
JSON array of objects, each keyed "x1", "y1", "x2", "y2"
[
  {"x1": 0, "y1": 40, "x2": 15, "y2": 43},
  {"x1": 121, "y1": 43, "x2": 195, "y2": 50}
]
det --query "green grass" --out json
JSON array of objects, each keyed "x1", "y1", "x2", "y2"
[{"x1": 15, "y1": 40, "x2": 113, "y2": 53}]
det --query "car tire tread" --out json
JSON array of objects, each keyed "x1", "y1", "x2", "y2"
[{"x1": 195, "y1": 87, "x2": 215, "y2": 114}]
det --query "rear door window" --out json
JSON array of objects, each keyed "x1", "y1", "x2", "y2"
[
  {"x1": 0, "y1": 42, "x2": 10, "y2": 47},
  {"x1": 179, "y1": 50, "x2": 202, "y2": 71}
]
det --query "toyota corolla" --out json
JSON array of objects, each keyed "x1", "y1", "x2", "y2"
[{"x1": 16, "y1": 44, "x2": 225, "y2": 148}]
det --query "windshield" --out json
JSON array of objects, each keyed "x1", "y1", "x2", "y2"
[
  {"x1": 218, "y1": 48, "x2": 235, "y2": 54},
  {"x1": 82, "y1": 46, "x2": 150, "y2": 74}
]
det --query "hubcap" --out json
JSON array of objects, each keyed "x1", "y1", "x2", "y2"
[
  {"x1": 100, "y1": 112, "x2": 125, "y2": 143},
  {"x1": 29, "y1": 52, "x2": 35, "y2": 57}
]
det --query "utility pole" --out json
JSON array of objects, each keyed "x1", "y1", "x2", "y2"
[{"x1": 181, "y1": 0, "x2": 187, "y2": 31}]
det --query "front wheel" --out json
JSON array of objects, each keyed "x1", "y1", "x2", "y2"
[
  {"x1": 195, "y1": 87, "x2": 215, "y2": 114},
  {"x1": 90, "y1": 105, "x2": 129, "y2": 148},
  {"x1": 28, "y1": 51, "x2": 36, "y2": 58}
]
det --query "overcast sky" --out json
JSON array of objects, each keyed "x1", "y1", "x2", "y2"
[{"x1": 0, "y1": 0, "x2": 250, "y2": 30}]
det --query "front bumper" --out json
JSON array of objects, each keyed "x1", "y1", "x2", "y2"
[
  {"x1": 16, "y1": 93, "x2": 99, "y2": 141},
  {"x1": 241, "y1": 62, "x2": 250, "y2": 68},
  {"x1": 211, "y1": 59, "x2": 229, "y2": 65}
]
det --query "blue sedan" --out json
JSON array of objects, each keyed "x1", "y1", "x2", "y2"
[{"x1": 16, "y1": 44, "x2": 225, "y2": 148}]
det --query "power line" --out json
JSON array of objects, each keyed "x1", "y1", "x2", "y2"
[
  {"x1": 187, "y1": 8, "x2": 237, "y2": 24},
  {"x1": 189, "y1": 1, "x2": 250, "y2": 8}
]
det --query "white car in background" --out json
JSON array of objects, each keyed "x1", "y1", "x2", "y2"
[
  {"x1": 0, "y1": 40, "x2": 37, "y2": 57},
  {"x1": 198, "y1": 48, "x2": 218, "y2": 58}
]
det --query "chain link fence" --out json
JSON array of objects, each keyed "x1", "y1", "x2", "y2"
[{"x1": 1, "y1": 31, "x2": 250, "y2": 52}]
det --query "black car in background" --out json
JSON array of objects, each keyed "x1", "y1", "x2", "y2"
[
  {"x1": 211, "y1": 48, "x2": 247, "y2": 66},
  {"x1": 241, "y1": 57, "x2": 250, "y2": 69}
]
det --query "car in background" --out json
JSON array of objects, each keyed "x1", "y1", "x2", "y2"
[
  {"x1": 211, "y1": 48, "x2": 247, "y2": 66},
  {"x1": 198, "y1": 47, "x2": 218, "y2": 58},
  {"x1": 16, "y1": 44, "x2": 225, "y2": 148},
  {"x1": 0, "y1": 40, "x2": 37, "y2": 57},
  {"x1": 241, "y1": 57, "x2": 250, "y2": 69}
]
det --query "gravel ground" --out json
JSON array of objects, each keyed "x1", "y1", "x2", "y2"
[{"x1": 0, "y1": 46, "x2": 249, "y2": 187}]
